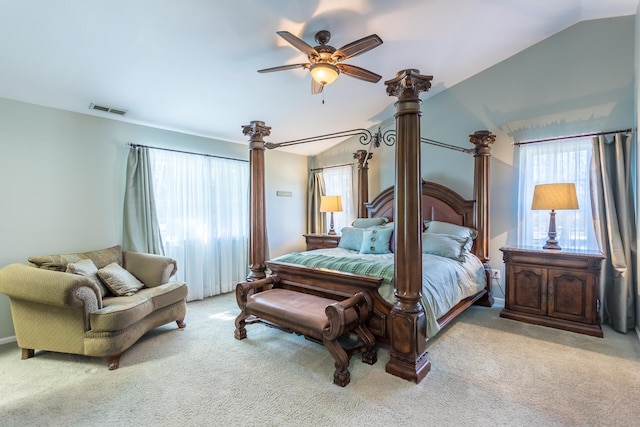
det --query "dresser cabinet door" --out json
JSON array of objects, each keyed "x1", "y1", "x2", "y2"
[
  {"x1": 547, "y1": 268, "x2": 595, "y2": 324},
  {"x1": 508, "y1": 265, "x2": 547, "y2": 316}
]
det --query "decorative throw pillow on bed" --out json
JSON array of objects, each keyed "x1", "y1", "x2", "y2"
[
  {"x1": 66, "y1": 258, "x2": 109, "y2": 298},
  {"x1": 360, "y1": 227, "x2": 394, "y2": 254},
  {"x1": 338, "y1": 226, "x2": 365, "y2": 251},
  {"x1": 97, "y1": 262, "x2": 145, "y2": 296},
  {"x1": 422, "y1": 233, "x2": 469, "y2": 261},
  {"x1": 351, "y1": 217, "x2": 389, "y2": 228},
  {"x1": 424, "y1": 220, "x2": 477, "y2": 252}
]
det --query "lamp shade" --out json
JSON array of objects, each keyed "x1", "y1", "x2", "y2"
[
  {"x1": 309, "y1": 63, "x2": 340, "y2": 85},
  {"x1": 531, "y1": 183, "x2": 579, "y2": 211},
  {"x1": 319, "y1": 195, "x2": 342, "y2": 213}
]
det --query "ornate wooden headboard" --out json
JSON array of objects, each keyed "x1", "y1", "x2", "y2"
[{"x1": 365, "y1": 181, "x2": 476, "y2": 228}]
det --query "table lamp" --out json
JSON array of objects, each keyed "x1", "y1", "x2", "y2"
[
  {"x1": 319, "y1": 195, "x2": 343, "y2": 235},
  {"x1": 531, "y1": 183, "x2": 579, "y2": 250}
]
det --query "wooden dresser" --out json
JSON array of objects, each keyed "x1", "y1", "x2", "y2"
[
  {"x1": 304, "y1": 234, "x2": 341, "y2": 250},
  {"x1": 499, "y1": 245, "x2": 605, "y2": 337}
]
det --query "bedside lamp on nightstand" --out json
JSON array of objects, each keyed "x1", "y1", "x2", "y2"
[
  {"x1": 531, "y1": 183, "x2": 579, "y2": 250},
  {"x1": 320, "y1": 195, "x2": 342, "y2": 236}
]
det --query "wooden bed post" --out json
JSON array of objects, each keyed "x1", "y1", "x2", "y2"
[
  {"x1": 385, "y1": 69, "x2": 433, "y2": 383},
  {"x1": 243, "y1": 120, "x2": 271, "y2": 281},
  {"x1": 354, "y1": 149, "x2": 372, "y2": 218},
  {"x1": 470, "y1": 130, "x2": 495, "y2": 306}
]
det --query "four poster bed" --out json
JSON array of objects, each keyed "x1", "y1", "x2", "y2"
[{"x1": 235, "y1": 69, "x2": 496, "y2": 384}]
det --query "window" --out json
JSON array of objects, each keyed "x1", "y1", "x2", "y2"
[
  {"x1": 322, "y1": 165, "x2": 355, "y2": 233},
  {"x1": 517, "y1": 137, "x2": 598, "y2": 251},
  {"x1": 150, "y1": 150, "x2": 249, "y2": 300}
]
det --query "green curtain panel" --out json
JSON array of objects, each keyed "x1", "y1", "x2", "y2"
[
  {"x1": 123, "y1": 146, "x2": 165, "y2": 255},
  {"x1": 307, "y1": 171, "x2": 326, "y2": 234},
  {"x1": 590, "y1": 132, "x2": 637, "y2": 333}
]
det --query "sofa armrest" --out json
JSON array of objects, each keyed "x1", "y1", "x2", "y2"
[
  {"x1": 122, "y1": 251, "x2": 177, "y2": 287},
  {"x1": 0, "y1": 263, "x2": 101, "y2": 309}
]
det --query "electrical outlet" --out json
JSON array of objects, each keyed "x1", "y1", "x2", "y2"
[{"x1": 491, "y1": 270, "x2": 501, "y2": 280}]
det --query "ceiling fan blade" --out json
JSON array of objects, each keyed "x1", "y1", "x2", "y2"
[
  {"x1": 277, "y1": 31, "x2": 317, "y2": 57},
  {"x1": 334, "y1": 34, "x2": 383, "y2": 60},
  {"x1": 311, "y1": 78, "x2": 324, "y2": 95},
  {"x1": 336, "y1": 64, "x2": 382, "y2": 83},
  {"x1": 258, "y1": 63, "x2": 309, "y2": 73}
]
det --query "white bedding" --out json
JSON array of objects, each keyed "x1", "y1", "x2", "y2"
[{"x1": 272, "y1": 248, "x2": 487, "y2": 337}]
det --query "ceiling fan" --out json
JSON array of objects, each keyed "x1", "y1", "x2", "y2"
[{"x1": 258, "y1": 30, "x2": 383, "y2": 94}]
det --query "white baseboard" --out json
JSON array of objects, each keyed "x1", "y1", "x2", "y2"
[{"x1": 0, "y1": 335, "x2": 17, "y2": 346}]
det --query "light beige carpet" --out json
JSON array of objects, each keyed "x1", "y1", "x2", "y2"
[{"x1": 1, "y1": 292, "x2": 638, "y2": 427}]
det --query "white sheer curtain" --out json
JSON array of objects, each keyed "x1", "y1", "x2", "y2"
[
  {"x1": 322, "y1": 165, "x2": 355, "y2": 233},
  {"x1": 517, "y1": 137, "x2": 598, "y2": 251},
  {"x1": 150, "y1": 150, "x2": 249, "y2": 301}
]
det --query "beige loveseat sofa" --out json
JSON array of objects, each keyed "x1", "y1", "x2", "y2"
[{"x1": 0, "y1": 245, "x2": 188, "y2": 370}]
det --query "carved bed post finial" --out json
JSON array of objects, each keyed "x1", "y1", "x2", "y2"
[
  {"x1": 243, "y1": 120, "x2": 271, "y2": 281},
  {"x1": 470, "y1": 130, "x2": 495, "y2": 306},
  {"x1": 385, "y1": 69, "x2": 433, "y2": 384},
  {"x1": 354, "y1": 149, "x2": 373, "y2": 218}
]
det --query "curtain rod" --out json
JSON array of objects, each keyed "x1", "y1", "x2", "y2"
[
  {"x1": 514, "y1": 128, "x2": 633, "y2": 146},
  {"x1": 310, "y1": 162, "x2": 355, "y2": 173},
  {"x1": 127, "y1": 143, "x2": 248, "y2": 163},
  {"x1": 421, "y1": 137, "x2": 474, "y2": 154}
]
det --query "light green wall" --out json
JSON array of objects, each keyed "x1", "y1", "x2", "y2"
[
  {"x1": 635, "y1": 3, "x2": 640, "y2": 335},
  {"x1": 0, "y1": 98, "x2": 307, "y2": 340},
  {"x1": 313, "y1": 15, "x2": 636, "y2": 297}
]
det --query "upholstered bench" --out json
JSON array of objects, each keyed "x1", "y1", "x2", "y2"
[{"x1": 235, "y1": 276, "x2": 377, "y2": 386}]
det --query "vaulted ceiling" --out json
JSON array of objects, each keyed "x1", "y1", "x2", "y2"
[{"x1": 0, "y1": 1, "x2": 637, "y2": 155}]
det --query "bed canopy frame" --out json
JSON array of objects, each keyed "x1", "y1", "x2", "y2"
[{"x1": 241, "y1": 69, "x2": 495, "y2": 383}]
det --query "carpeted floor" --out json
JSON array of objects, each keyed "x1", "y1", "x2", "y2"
[{"x1": 1, "y1": 292, "x2": 639, "y2": 427}]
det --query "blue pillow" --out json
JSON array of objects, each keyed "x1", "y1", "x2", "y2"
[
  {"x1": 424, "y1": 220, "x2": 477, "y2": 252},
  {"x1": 351, "y1": 217, "x2": 389, "y2": 228},
  {"x1": 359, "y1": 227, "x2": 394, "y2": 254},
  {"x1": 338, "y1": 227, "x2": 364, "y2": 251},
  {"x1": 422, "y1": 233, "x2": 469, "y2": 261}
]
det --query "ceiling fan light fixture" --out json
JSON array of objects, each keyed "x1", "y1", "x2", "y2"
[{"x1": 310, "y1": 63, "x2": 339, "y2": 85}]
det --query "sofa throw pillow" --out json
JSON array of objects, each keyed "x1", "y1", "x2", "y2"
[
  {"x1": 422, "y1": 233, "x2": 469, "y2": 261},
  {"x1": 29, "y1": 245, "x2": 123, "y2": 272},
  {"x1": 98, "y1": 263, "x2": 145, "y2": 296},
  {"x1": 359, "y1": 227, "x2": 394, "y2": 254},
  {"x1": 424, "y1": 220, "x2": 476, "y2": 252},
  {"x1": 66, "y1": 258, "x2": 109, "y2": 298},
  {"x1": 351, "y1": 217, "x2": 389, "y2": 228}
]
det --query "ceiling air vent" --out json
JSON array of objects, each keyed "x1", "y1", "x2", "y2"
[{"x1": 89, "y1": 103, "x2": 128, "y2": 116}]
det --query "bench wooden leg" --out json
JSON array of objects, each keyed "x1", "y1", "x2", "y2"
[
  {"x1": 234, "y1": 312, "x2": 247, "y2": 340},
  {"x1": 333, "y1": 369, "x2": 351, "y2": 387},
  {"x1": 21, "y1": 348, "x2": 35, "y2": 360},
  {"x1": 324, "y1": 337, "x2": 351, "y2": 387},
  {"x1": 355, "y1": 324, "x2": 377, "y2": 365},
  {"x1": 362, "y1": 348, "x2": 377, "y2": 365}
]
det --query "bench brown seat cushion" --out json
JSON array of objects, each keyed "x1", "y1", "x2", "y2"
[{"x1": 246, "y1": 289, "x2": 354, "y2": 339}]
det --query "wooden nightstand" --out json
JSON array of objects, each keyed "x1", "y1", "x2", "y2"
[
  {"x1": 499, "y1": 246, "x2": 605, "y2": 337},
  {"x1": 304, "y1": 234, "x2": 341, "y2": 250}
]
